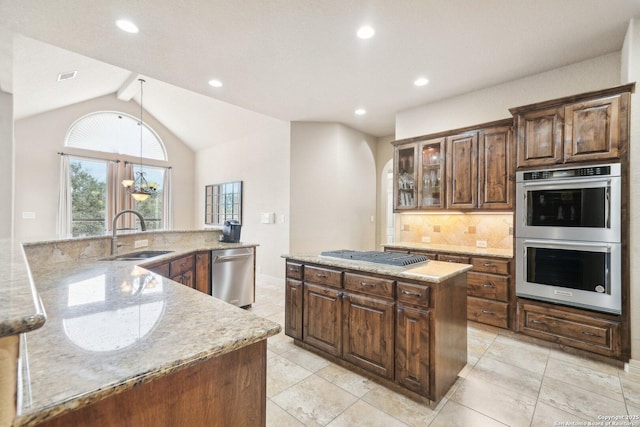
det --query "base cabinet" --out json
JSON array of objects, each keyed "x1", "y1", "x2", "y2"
[
  {"x1": 285, "y1": 278, "x2": 303, "y2": 340},
  {"x1": 517, "y1": 301, "x2": 623, "y2": 358},
  {"x1": 395, "y1": 305, "x2": 430, "y2": 396},
  {"x1": 343, "y1": 293, "x2": 395, "y2": 379},
  {"x1": 286, "y1": 259, "x2": 467, "y2": 402},
  {"x1": 303, "y1": 283, "x2": 343, "y2": 357}
]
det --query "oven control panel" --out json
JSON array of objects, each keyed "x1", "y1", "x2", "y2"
[{"x1": 522, "y1": 165, "x2": 613, "y2": 181}]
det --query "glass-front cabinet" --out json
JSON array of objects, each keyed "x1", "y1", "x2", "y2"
[
  {"x1": 418, "y1": 138, "x2": 445, "y2": 209},
  {"x1": 394, "y1": 144, "x2": 418, "y2": 210}
]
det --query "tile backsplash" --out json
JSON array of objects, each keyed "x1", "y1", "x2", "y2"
[{"x1": 398, "y1": 213, "x2": 513, "y2": 249}]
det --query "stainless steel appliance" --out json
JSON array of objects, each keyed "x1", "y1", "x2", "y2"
[
  {"x1": 515, "y1": 163, "x2": 621, "y2": 242},
  {"x1": 211, "y1": 247, "x2": 254, "y2": 308},
  {"x1": 516, "y1": 239, "x2": 621, "y2": 314},
  {"x1": 515, "y1": 163, "x2": 622, "y2": 314},
  {"x1": 320, "y1": 250, "x2": 429, "y2": 266}
]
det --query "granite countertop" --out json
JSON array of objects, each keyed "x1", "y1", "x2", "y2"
[
  {"x1": 2, "y1": 232, "x2": 281, "y2": 426},
  {"x1": 284, "y1": 254, "x2": 472, "y2": 283},
  {"x1": 0, "y1": 240, "x2": 47, "y2": 337},
  {"x1": 382, "y1": 242, "x2": 514, "y2": 259}
]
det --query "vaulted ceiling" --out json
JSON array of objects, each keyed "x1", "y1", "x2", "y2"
[{"x1": 1, "y1": 1, "x2": 639, "y2": 150}]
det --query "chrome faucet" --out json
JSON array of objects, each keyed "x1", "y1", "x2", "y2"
[{"x1": 111, "y1": 209, "x2": 147, "y2": 255}]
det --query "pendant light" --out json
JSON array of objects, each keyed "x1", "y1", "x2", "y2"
[{"x1": 122, "y1": 78, "x2": 157, "y2": 201}]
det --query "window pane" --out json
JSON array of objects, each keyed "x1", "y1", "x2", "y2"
[
  {"x1": 71, "y1": 159, "x2": 107, "y2": 237},
  {"x1": 133, "y1": 165, "x2": 164, "y2": 230}
]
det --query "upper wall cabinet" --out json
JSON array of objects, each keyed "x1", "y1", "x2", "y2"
[
  {"x1": 510, "y1": 84, "x2": 634, "y2": 169},
  {"x1": 392, "y1": 119, "x2": 514, "y2": 212}
]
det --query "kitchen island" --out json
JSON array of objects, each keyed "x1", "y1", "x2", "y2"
[
  {"x1": 283, "y1": 252, "x2": 471, "y2": 403},
  {"x1": 1, "y1": 231, "x2": 280, "y2": 427}
]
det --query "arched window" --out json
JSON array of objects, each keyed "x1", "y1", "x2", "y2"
[
  {"x1": 58, "y1": 112, "x2": 172, "y2": 238},
  {"x1": 65, "y1": 111, "x2": 167, "y2": 161}
]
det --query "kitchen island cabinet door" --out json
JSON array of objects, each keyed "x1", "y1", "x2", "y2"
[
  {"x1": 342, "y1": 293, "x2": 395, "y2": 379},
  {"x1": 303, "y1": 283, "x2": 343, "y2": 356},
  {"x1": 395, "y1": 305, "x2": 430, "y2": 396},
  {"x1": 285, "y1": 279, "x2": 303, "y2": 340}
]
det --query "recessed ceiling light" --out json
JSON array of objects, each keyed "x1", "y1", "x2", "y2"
[
  {"x1": 57, "y1": 71, "x2": 77, "y2": 81},
  {"x1": 355, "y1": 108, "x2": 367, "y2": 116},
  {"x1": 356, "y1": 26, "x2": 375, "y2": 39},
  {"x1": 208, "y1": 79, "x2": 223, "y2": 88},
  {"x1": 116, "y1": 19, "x2": 139, "y2": 34},
  {"x1": 414, "y1": 77, "x2": 429, "y2": 87}
]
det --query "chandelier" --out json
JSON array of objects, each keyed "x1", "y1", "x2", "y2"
[{"x1": 122, "y1": 78, "x2": 157, "y2": 201}]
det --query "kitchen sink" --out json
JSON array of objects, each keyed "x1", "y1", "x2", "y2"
[{"x1": 104, "y1": 250, "x2": 174, "y2": 261}]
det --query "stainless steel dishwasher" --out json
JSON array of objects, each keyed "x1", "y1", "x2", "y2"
[{"x1": 211, "y1": 247, "x2": 255, "y2": 308}]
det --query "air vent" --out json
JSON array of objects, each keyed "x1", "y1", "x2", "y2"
[{"x1": 57, "y1": 71, "x2": 77, "y2": 81}]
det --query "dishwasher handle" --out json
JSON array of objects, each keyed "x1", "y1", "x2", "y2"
[{"x1": 213, "y1": 253, "x2": 252, "y2": 263}]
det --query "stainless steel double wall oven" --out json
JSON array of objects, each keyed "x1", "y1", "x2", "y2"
[{"x1": 515, "y1": 163, "x2": 621, "y2": 314}]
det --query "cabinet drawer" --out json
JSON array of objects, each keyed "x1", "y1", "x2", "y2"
[
  {"x1": 467, "y1": 272, "x2": 508, "y2": 302},
  {"x1": 305, "y1": 266, "x2": 342, "y2": 288},
  {"x1": 397, "y1": 282, "x2": 430, "y2": 308},
  {"x1": 467, "y1": 297, "x2": 508, "y2": 328},
  {"x1": 471, "y1": 257, "x2": 510, "y2": 275},
  {"x1": 170, "y1": 254, "x2": 195, "y2": 277},
  {"x1": 344, "y1": 273, "x2": 394, "y2": 299},
  {"x1": 286, "y1": 262, "x2": 303, "y2": 280},
  {"x1": 409, "y1": 250, "x2": 438, "y2": 260},
  {"x1": 437, "y1": 254, "x2": 470, "y2": 264},
  {"x1": 518, "y1": 303, "x2": 620, "y2": 357}
]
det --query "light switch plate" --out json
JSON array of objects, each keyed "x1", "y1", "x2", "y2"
[
  {"x1": 476, "y1": 240, "x2": 488, "y2": 248},
  {"x1": 421, "y1": 236, "x2": 430, "y2": 243}
]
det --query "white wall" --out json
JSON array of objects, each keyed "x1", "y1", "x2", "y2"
[
  {"x1": 0, "y1": 90, "x2": 12, "y2": 238},
  {"x1": 13, "y1": 94, "x2": 195, "y2": 241},
  {"x1": 290, "y1": 122, "x2": 377, "y2": 254},
  {"x1": 396, "y1": 52, "x2": 621, "y2": 139},
  {"x1": 194, "y1": 118, "x2": 290, "y2": 280},
  {"x1": 622, "y1": 18, "x2": 640, "y2": 366}
]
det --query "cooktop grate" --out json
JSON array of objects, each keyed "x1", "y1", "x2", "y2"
[{"x1": 319, "y1": 250, "x2": 428, "y2": 266}]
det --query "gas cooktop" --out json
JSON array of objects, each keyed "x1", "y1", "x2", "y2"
[{"x1": 319, "y1": 250, "x2": 429, "y2": 267}]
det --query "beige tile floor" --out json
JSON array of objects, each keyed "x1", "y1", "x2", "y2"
[{"x1": 248, "y1": 277, "x2": 640, "y2": 427}]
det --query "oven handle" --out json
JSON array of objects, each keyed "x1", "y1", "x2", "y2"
[
  {"x1": 520, "y1": 177, "x2": 612, "y2": 188},
  {"x1": 521, "y1": 239, "x2": 613, "y2": 252}
]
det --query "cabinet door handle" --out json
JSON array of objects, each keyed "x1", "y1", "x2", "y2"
[
  {"x1": 316, "y1": 273, "x2": 328, "y2": 278},
  {"x1": 359, "y1": 281, "x2": 376, "y2": 288},
  {"x1": 483, "y1": 262, "x2": 495, "y2": 267},
  {"x1": 482, "y1": 283, "x2": 496, "y2": 288},
  {"x1": 288, "y1": 267, "x2": 299, "y2": 272},
  {"x1": 582, "y1": 331, "x2": 602, "y2": 338},
  {"x1": 530, "y1": 319, "x2": 546, "y2": 325},
  {"x1": 401, "y1": 290, "x2": 422, "y2": 297},
  {"x1": 481, "y1": 310, "x2": 495, "y2": 315}
]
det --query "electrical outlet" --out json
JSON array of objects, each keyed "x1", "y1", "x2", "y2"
[
  {"x1": 421, "y1": 236, "x2": 430, "y2": 243},
  {"x1": 476, "y1": 240, "x2": 488, "y2": 248},
  {"x1": 134, "y1": 239, "x2": 149, "y2": 249}
]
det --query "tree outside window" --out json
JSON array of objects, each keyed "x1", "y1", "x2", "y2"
[
  {"x1": 70, "y1": 159, "x2": 107, "y2": 237},
  {"x1": 133, "y1": 165, "x2": 164, "y2": 230}
]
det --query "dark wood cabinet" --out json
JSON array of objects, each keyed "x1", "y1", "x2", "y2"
[
  {"x1": 446, "y1": 132, "x2": 478, "y2": 209},
  {"x1": 285, "y1": 278, "x2": 303, "y2": 340},
  {"x1": 394, "y1": 143, "x2": 419, "y2": 210},
  {"x1": 195, "y1": 251, "x2": 211, "y2": 294},
  {"x1": 517, "y1": 301, "x2": 622, "y2": 358},
  {"x1": 393, "y1": 119, "x2": 513, "y2": 211},
  {"x1": 511, "y1": 84, "x2": 633, "y2": 168},
  {"x1": 343, "y1": 293, "x2": 395, "y2": 379},
  {"x1": 478, "y1": 125, "x2": 513, "y2": 209},
  {"x1": 285, "y1": 259, "x2": 467, "y2": 402},
  {"x1": 396, "y1": 304, "x2": 430, "y2": 396},
  {"x1": 144, "y1": 251, "x2": 212, "y2": 295},
  {"x1": 303, "y1": 283, "x2": 343, "y2": 356}
]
